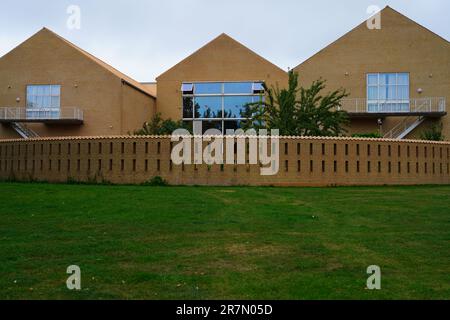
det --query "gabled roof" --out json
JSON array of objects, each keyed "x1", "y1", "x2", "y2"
[
  {"x1": 157, "y1": 33, "x2": 286, "y2": 80},
  {"x1": 294, "y1": 6, "x2": 450, "y2": 70},
  {"x1": 3, "y1": 28, "x2": 156, "y2": 98}
]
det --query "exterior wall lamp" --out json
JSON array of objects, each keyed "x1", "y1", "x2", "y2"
[{"x1": 377, "y1": 118, "x2": 383, "y2": 136}]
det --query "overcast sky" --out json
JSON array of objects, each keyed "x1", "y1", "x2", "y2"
[{"x1": 0, "y1": 0, "x2": 449, "y2": 82}]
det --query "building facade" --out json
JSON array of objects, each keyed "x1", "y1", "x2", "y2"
[
  {"x1": 0, "y1": 28, "x2": 156, "y2": 139},
  {"x1": 293, "y1": 6, "x2": 450, "y2": 140},
  {"x1": 0, "y1": 7, "x2": 448, "y2": 140},
  {"x1": 156, "y1": 33, "x2": 288, "y2": 134}
]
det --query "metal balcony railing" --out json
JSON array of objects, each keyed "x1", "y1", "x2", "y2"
[
  {"x1": 338, "y1": 97, "x2": 446, "y2": 114},
  {"x1": 0, "y1": 107, "x2": 84, "y2": 123}
]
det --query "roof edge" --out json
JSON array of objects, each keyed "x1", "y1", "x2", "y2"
[{"x1": 43, "y1": 28, "x2": 157, "y2": 99}]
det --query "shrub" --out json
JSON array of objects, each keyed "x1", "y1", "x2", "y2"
[
  {"x1": 420, "y1": 122, "x2": 444, "y2": 141},
  {"x1": 143, "y1": 176, "x2": 169, "y2": 186},
  {"x1": 134, "y1": 113, "x2": 192, "y2": 136}
]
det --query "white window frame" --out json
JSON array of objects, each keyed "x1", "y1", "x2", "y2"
[
  {"x1": 367, "y1": 73, "x2": 410, "y2": 113},
  {"x1": 26, "y1": 84, "x2": 61, "y2": 119}
]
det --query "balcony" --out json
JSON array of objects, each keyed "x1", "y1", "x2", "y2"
[
  {"x1": 0, "y1": 107, "x2": 84, "y2": 124},
  {"x1": 339, "y1": 97, "x2": 446, "y2": 118}
]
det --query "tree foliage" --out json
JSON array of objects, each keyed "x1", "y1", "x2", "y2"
[
  {"x1": 420, "y1": 122, "x2": 444, "y2": 141},
  {"x1": 242, "y1": 71, "x2": 349, "y2": 136},
  {"x1": 134, "y1": 113, "x2": 192, "y2": 136}
]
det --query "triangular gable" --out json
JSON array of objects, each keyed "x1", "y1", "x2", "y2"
[
  {"x1": 157, "y1": 33, "x2": 286, "y2": 80},
  {"x1": 294, "y1": 6, "x2": 450, "y2": 70},
  {"x1": 0, "y1": 28, "x2": 156, "y2": 98}
]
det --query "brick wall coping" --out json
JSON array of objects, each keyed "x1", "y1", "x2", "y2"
[{"x1": 0, "y1": 135, "x2": 449, "y2": 145}]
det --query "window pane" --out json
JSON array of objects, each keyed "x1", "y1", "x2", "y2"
[
  {"x1": 36, "y1": 86, "x2": 44, "y2": 96},
  {"x1": 224, "y1": 82, "x2": 253, "y2": 94},
  {"x1": 181, "y1": 83, "x2": 193, "y2": 93},
  {"x1": 252, "y1": 95, "x2": 264, "y2": 104},
  {"x1": 224, "y1": 120, "x2": 242, "y2": 132},
  {"x1": 400, "y1": 103, "x2": 410, "y2": 111},
  {"x1": 398, "y1": 73, "x2": 409, "y2": 85},
  {"x1": 43, "y1": 86, "x2": 51, "y2": 96},
  {"x1": 386, "y1": 74, "x2": 397, "y2": 85},
  {"x1": 368, "y1": 87, "x2": 378, "y2": 100},
  {"x1": 195, "y1": 83, "x2": 222, "y2": 94},
  {"x1": 398, "y1": 85, "x2": 409, "y2": 100},
  {"x1": 42, "y1": 96, "x2": 51, "y2": 108},
  {"x1": 368, "y1": 103, "x2": 379, "y2": 113},
  {"x1": 253, "y1": 82, "x2": 264, "y2": 93},
  {"x1": 51, "y1": 96, "x2": 60, "y2": 108},
  {"x1": 379, "y1": 86, "x2": 387, "y2": 100},
  {"x1": 36, "y1": 96, "x2": 44, "y2": 108},
  {"x1": 387, "y1": 85, "x2": 396, "y2": 100},
  {"x1": 195, "y1": 96, "x2": 222, "y2": 118},
  {"x1": 202, "y1": 121, "x2": 222, "y2": 134},
  {"x1": 367, "y1": 74, "x2": 378, "y2": 85},
  {"x1": 183, "y1": 97, "x2": 194, "y2": 118},
  {"x1": 31, "y1": 96, "x2": 37, "y2": 108},
  {"x1": 224, "y1": 96, "x2": 253, "y2": 119},
  {"x1": 379, "y1": 74, "x2": 388, "y2": 85},
  {"x1": 51, "y1": 85, "x2": 61, "y2": 96}
]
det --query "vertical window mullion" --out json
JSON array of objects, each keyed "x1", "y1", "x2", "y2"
[{"x1": 395, "y1": 73, "x2": 399, "y2": 102}]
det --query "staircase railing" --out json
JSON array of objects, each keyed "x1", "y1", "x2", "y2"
[
  {"x1": 10, "y1": 122, "x2": 39, "y2": 139},
  {"x1": 383, "y1": 99, "x2": 432, "y2": 139}
]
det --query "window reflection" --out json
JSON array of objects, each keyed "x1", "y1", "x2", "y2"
[
  {"x1": 182, "y1": 81, "x2": 265, "y2": 133},
  {"x1": 194, "y1": 96, "x2": 223, "y2": 119},
  {"x1": 224, "y1": 96, "x2": 253, "y2": 118}
]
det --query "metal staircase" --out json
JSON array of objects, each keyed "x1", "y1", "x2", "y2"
[
  {"x1": 383, "y1": 99, "x2": 437, "y2": 139},
  {"x1": 383, "y1": 116, "x2": 425, "y2": 139},
  {"x1": 10, "y1": 122, "x2": 39, "y2": 139}
]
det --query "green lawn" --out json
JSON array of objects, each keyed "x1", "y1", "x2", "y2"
[{"x1": 0, "y1": 183, "x2": 449, "y2": 300}]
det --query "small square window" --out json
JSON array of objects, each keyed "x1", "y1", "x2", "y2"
[
  {"x1": 253, "y1": 82, "x2": 264, "y2": 94},
  {"x1": 181, "y1": 83, "x2": 194, "y2": 94}
]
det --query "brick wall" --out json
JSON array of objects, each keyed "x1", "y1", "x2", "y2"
[{"x1": 0, "y1": 136, "x2": 449, "y2": 186}]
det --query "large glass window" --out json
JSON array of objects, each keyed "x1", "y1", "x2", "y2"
[
  {"x1": 26, "y1": 85, "x2": 61, "y2": 119},
  {"x1": 27, "y1": 85, "x2": 61, "y2": 109},
  {"x1": 367, "y1": 73, "x2": 409, "y2": 112},
  {"x1": 182, "y1": 81, "x2": 264, "y2": 133}
]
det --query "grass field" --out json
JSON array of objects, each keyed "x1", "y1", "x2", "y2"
[{"x1": 0, "y1": 183, "x2": 449, "y2": 300}]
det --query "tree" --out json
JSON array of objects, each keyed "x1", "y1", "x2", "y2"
[
  {"x1": 242, "y1": 71, "x2": 349, "y2": 136},
  {"x1": 134, "y1": 113, "x2": 192, "y2": 136}
]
